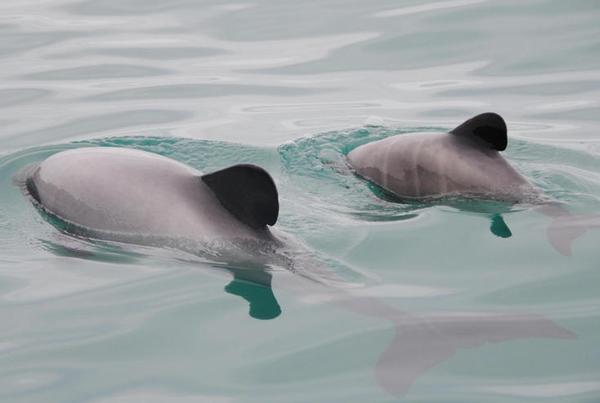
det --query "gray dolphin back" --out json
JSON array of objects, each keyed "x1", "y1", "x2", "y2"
[
  {"x1": 346, "y1": 112, "x2": 536, "y2": 201},
  {"x1": 20, "y1": 147, "x2": 281, "y2": 244}
]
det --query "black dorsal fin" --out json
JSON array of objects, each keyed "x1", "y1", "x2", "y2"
[
  {"x1": 449, "y1": 112, "x2": 507, "y2": 151},
  {"x1": 201, "y1": 164, "x2": 279, "y2": 229}
]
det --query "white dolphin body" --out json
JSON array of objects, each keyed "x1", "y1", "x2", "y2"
[
  {"x1": 22, "y1": 146, "x2": 301, "y2": 277},
  {"x1": 26, "y1": 147, "x2": 277, "y2": 244}
]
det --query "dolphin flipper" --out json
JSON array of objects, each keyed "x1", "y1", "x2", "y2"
[
  {"x1": 450, "y1": 112, "x2": 508, "y2": 151},
  {"x1": 202, "y1": 164, "x2": 279, "y2": 229},
  {"x1": 490, "y1": 213, "x2": 512, "y2": 238},
  {"x1": 224, "y1": 269, "x2": 282, "y2": 320}
]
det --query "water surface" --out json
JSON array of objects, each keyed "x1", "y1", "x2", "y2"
[{"x1": 1, "y1": 0, "x2": 599, "y2": 402}]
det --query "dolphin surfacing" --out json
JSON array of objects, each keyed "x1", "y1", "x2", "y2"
[
  {"x1": 24, "y1": 147, "x2": 280, "y2": 247},
  {"x1": 347, "y1": 112, "x2": 600, "y2": 255},
  {"x1": 347, "y1": 113, "x2": 537, "y2": 202},
  {"x1": 18, "y1": 146, "x2": 577, "y2": 392}
]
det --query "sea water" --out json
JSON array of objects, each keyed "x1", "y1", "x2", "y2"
[{"x1": 0, "y1": 1, "x2": 599, "y2": 402}]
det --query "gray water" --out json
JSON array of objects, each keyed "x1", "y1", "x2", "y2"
[{"x1": 1, "y1": 0, "x2": 600, "y2": 402}]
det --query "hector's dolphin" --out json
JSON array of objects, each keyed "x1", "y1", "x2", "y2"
[
  {"x1": 23, "y1": 147, "x2": 288, "y2": 319},
  {"x1": 25, "y1": 147, "x2": 279, "y2": 243},
  {"x1": 347, "y1": 113, "x2": 534, "y2": 202},
  {"x1": 16, "y1": 146, "x2": 576, "y2": 394},
  {"x1": 347, "y1": 113, "x2": 600, "y2": 254}
]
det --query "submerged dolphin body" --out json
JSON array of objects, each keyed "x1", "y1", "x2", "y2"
[{"x1": 347, "y1": 113, "x2": 598, "y2": 254}]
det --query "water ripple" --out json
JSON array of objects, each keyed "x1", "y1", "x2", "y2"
[
  {"x1": 54, "y1": 46, "x2": 227, "y2": 60},
  {"x1": 0, "y1": 0, "x2": 599, "y2": 401},
  {"x1": 3, "y1": 110, "x2": 193, "y2": 149},
  {"x1": 0, "y1": 31, "x2": 80, "y2": 58},
  {"x1": 21, "y1": 64, "x2": 172, "y2": 80},
  {"x1": 0, "y1": 88, "x2": 53, "y2": 107},
  {"x1": 86, "y1": 83, "x2": 327, "y2": 101}
]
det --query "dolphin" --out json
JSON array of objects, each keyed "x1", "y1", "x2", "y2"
[
  {"x1": 22, "y1": 146, "x2": 290, "y2": 318},
  {"x1": 347, "y1": 112, "x2": 599, "y2": 254},
  {"x1": 16, "y1": 145, "x2": 576, "y2": 395},
  {"x1": 347, "y1": 113, "x2": 536, "y2": 202},
  {"x1": 25, "y1": 147, "x2": 279, "y2": 244}
]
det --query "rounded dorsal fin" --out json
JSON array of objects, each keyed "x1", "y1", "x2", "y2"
[
  {"x1": 449, "y1": 112, "x2": 507, "y2": 151},
  {"x1": 201, "y1": 164, "x2": 279, "y2": 229}
]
